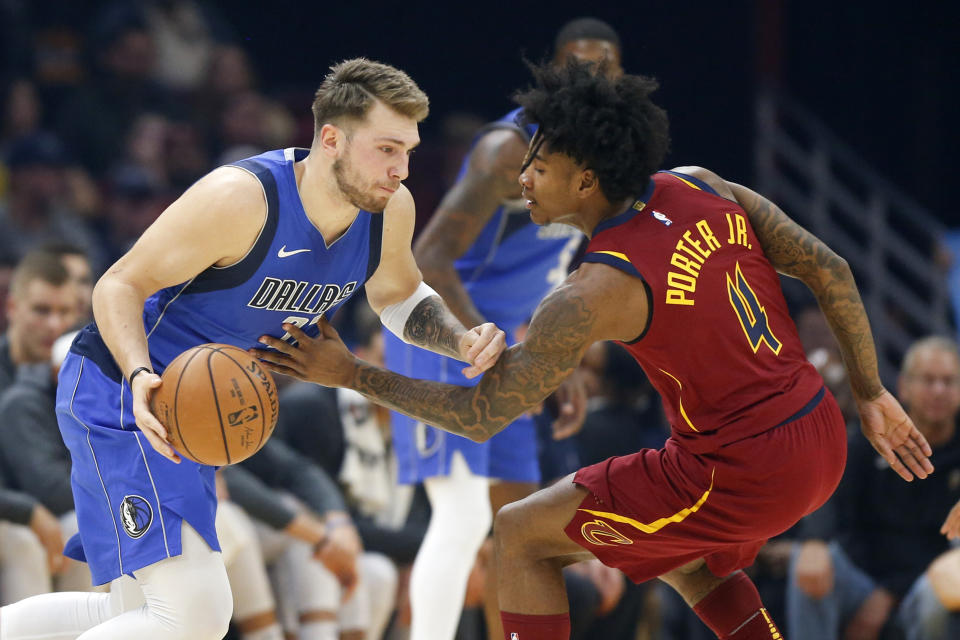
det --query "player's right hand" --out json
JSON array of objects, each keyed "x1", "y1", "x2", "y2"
[
  {"x1": 794, "y1": 539, "x2": 834, "y2": 599},
  {"x1": 131, "y1": 372, "x2": 180, "y2": 463},
  {"x1": 857, "y1": 388, "x2": 932, "y2": 482},
  {"x1": 29, "y1": 503, "x2": 65, "y2": 575}
]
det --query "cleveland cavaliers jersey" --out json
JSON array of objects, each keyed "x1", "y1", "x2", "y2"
[
  {"x1": 453, "y1": 108, "x2": 582, "y2": 328},
  {"x1": 72, "y1": 147, "x2": 382, "y2": 378},
  {"x1": 582, "y1": 170, "x2": 823, "y2": 453}
]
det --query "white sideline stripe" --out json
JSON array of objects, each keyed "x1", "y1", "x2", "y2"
[
  {"x1": 120, "y1": 377, "x2": 171, "y2": 557},
  {"x1": 72, "y1": 357, "x2": 124, "y2": 575}
]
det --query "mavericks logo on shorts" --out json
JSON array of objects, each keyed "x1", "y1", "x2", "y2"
[{"x1": 119, "y1": 495, "x2": 153, "y2": 539}]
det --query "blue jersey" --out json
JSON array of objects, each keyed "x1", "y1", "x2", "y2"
[
  {"x1": 60, "y1": 147, "x2": 381, "y2": 584},
  {"x1": 452, "y1": 108, "x2": 582, "y2": 328},
  {"x1": 387, "y1": 109, "x2": 580, "y2": 484},
  {"x1": 74, "y1": 147, "x2": 382, "y2": 376}
]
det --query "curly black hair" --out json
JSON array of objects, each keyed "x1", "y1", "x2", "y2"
[{"x1": 515, "y1": 60, "x2": 670, "y2": 203}]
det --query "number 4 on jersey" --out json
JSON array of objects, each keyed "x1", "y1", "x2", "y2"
[{"x1": 726, "y1": 262, "x2": 782, "y2": 355}]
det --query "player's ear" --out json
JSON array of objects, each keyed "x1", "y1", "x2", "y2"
[
  {"x1": 577, "y1": 169, "x2": 600, "y2": 199},
  {"x1": 318, "y1": 124, "x2": 344, "y2": 157}
]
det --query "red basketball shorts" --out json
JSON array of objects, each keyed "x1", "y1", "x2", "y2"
[{"x1": 564, "y1": 387, "x2": 846, "y2": 583}]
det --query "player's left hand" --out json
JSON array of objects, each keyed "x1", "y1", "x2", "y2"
[
  {"x1": 550, "y1": 370, "x2": 588, "y2": 440},
  {"x1": 857, "y1": 388, "x2": 934, "y2": 482},
  {"x1": 459, "y1": 322, "x2": 506, "y2": 379},
  {"x1": 941, "y1": 499, "x2": 960, "y2": 540},
  {"x1": 253, "y1": 320, "x2": 357, "y2": 387}
]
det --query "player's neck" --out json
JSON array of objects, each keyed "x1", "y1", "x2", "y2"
[
  {"x1": 295, "y1": 156, "x2": 361, "y2": 243},
  {"x1": 584, "y1": 195, "x2": 637, "y2": 238}
]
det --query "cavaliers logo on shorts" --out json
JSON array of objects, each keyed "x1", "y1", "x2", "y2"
[
  {"x1": 119, "y1": 495, "x2": 153, "y2": 539},
  {"x1": 580, "y1": 519, "x2": 633, "y2": 546}
]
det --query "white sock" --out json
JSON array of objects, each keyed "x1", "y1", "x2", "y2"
[{"x1": 409, "y1": 453, "x2": 492, "y2": 640}]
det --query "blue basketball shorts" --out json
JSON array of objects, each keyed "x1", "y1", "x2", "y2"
[
  {"x1": 57, "y1": 351, "x2": 220, "y2": 586},
  {"x1": 384, "y1": 330, "x2": 541, "y2": 485}
]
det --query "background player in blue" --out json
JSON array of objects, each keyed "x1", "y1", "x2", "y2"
[
  {"x1": 383, "y1": 18, "x2": 622, "y2": 640},
  {"x1": 0, "y1": 59, "x2": 506, "y2": 640}
]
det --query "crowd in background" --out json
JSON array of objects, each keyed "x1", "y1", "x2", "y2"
[{"x1": 1, "y1": 2, "x2": 959, "y2": 639}]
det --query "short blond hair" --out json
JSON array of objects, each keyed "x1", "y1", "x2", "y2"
[
  {"x1": 312, "y1": 58, "x2": 429, "y2": 135},
  {"x1": 10, "y1": 250, "x2": 70, "y2": 298}
]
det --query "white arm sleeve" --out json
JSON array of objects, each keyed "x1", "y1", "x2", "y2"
[{"x1": 379, "y1": 281, "x2": 439, "y2": 343}]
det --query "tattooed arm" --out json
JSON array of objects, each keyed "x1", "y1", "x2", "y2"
[
  {"x1": 674, "y1": 166, "x2": 933, "y2": 482},
  {"x1": 364, "y1": 184, "x2": 505, "y2": 369},
  {"x1": 413, "y1": 129, "x2": 531, "y2": 328},
  {"x1": 255, "y1": 263, "x2": 646, "y2": 442}
]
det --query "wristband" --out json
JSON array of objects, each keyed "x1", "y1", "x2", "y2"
[{"x1": 128, "y1": 366, "x2": 153, "y2": 385}]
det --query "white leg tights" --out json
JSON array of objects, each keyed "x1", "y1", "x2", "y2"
[
  {"x1": 409, "y1": 453, "x2": 492, "y2": 640},
  {"x1": 1, "y1": 522, "x2": 232, "y2": 640}
]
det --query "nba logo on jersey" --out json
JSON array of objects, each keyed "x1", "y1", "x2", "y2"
[
  {"x1": 510, "y1": 634, "x2": 519, "y2": 640},
  {"x1": 652, "y1": 210, "x2": 673, "y2": 226}
]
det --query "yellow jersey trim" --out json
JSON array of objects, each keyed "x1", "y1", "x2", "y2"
[
  {"x1": 671, "y1": 174, "x2": 703, "y2": 191},
  {"x1": 596, "y1": 250, "x2": 632, "y2": 264},
  {"x1": 659, "y1": 368, "x2": 700, "y2": 432},
  {"x1": 579, "y1": 468, "x2": 716, "y2": 535}
]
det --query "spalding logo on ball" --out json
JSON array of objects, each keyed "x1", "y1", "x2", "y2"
[{"x1": 150, "y1": 343, "x2": 279, "y2": 466}]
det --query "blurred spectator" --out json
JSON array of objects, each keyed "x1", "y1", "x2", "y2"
[
  {"x1": 139, "y1": 0, "x2": 232, "y2": 92},
  {"x1": 0, "y1": 252, "x2": 78, "y2": 602},
  {"x1": 1, "y1": 79, "x2": 42, "y2": 149},
  {"x1": 56, "y1": 9, "x2": 174, "y2": 177},
  {"x1": 0, "y1": 249, "x2": 77, "y2": 389},
  {"x1": 0, "y1": 353, "x2": 93, "y2": 593},
  {"x1": 0, "y1": 471, "x2": 63, "y2": 604},
  {"x1": 100, "y1": 164, "x2": 171, "y2": 263},
  {"x1": 575, "y1": 342, "x2": 668, "y2": 468},
  {"x1": 0, "y1": 257, "x2": 16, "y2": 334},
  {"x1": 787, "y1": 336, "x2": 960, "y2": 639},
  {"x1": 0, "y1": 132, "x2": 104, "y2": 268},
  {"x1": 216, "y1": 90, "x2": 294, "y2": 165},
  {"x1": 37, "y1": 241, "x2": 94, "y2": 323},
  {"x1": 795, "y1": 306, "x2": 859, "y2": 426}
]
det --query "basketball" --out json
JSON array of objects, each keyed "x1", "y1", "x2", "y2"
[{"x1": 149, "y1": 344, "x2": 278, "y2": 466}]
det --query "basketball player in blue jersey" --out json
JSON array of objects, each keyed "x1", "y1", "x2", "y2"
[
  {"x1": 0, "y1": 58, "x2": 506, "y2": 640},
  {"x1": 382, "y1": 18, "x2": 622, "y2": 640}
]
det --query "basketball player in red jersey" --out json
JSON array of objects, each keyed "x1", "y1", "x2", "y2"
[{"x1": 253, "y1": 61, "x2": 935, "y2": 640}]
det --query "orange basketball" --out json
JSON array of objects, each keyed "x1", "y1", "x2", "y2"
[{"x1": 149, "y1": 344, "x2": 278, "y2": 466}]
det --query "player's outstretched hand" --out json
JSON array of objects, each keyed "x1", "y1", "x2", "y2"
[
  {"x1": 253, "y1": 320, "x2": 357, "y2": 387},
  {"x1": 131, "y1": 372, "x2": 180, "y2": 463},
  {"x1": 459, "y1": 322, "x2": 507, "y2": 379},
  {"x1": 857, "y1": 389, "x2": 933, "y2": 482},
  {"x1": 550, "y1": 370, "x2": 588, "y2": 440},
  {"x1": 940, "y1": 500, "x2": 960, "y2": 540}
]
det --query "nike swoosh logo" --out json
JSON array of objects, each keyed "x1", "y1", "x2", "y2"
[{"x1": 277, "y1": 245, "x2": 311, "y2": 258}]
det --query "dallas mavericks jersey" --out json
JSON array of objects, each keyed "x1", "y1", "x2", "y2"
[
  {"x1": 453, "y1": 108, "x2": 582, "y2": 328},
  {"x1": 60, "y1": 147, "x2": 381, "y2": 585},
  {"x1": 73, "y1": 147, "x2": 382, "y2": 377}
]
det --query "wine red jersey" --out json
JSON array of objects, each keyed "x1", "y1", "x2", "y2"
[{"x1": 582, "y1": 170, "x2": 823, "y2": 453}]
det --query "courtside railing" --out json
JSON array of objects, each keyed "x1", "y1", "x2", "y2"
[{"x1": 754, "y1": 89, "x2": 951, "y2": 383}]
